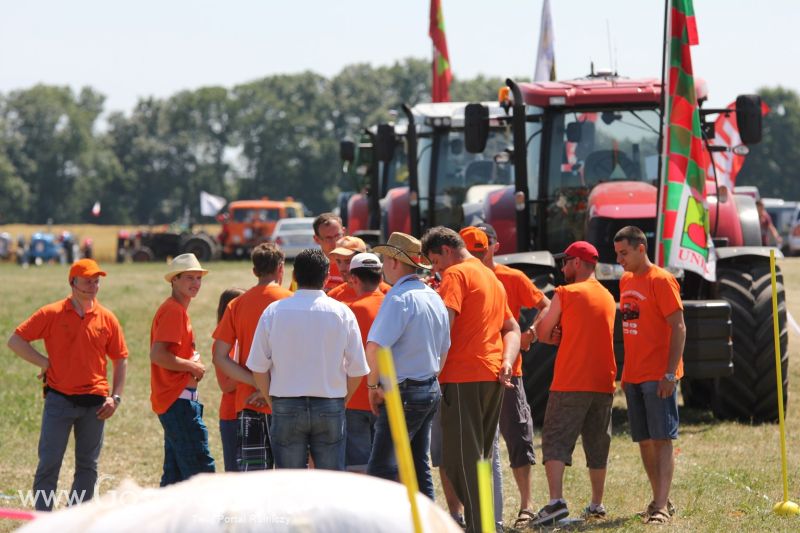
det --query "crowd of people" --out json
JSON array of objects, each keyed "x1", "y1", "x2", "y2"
[{"x1": 7, "y1": 213, "x2": 686, "y2": 530}]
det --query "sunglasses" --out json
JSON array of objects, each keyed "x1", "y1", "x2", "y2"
[{"x1": 559, "y1": 256, "x2": 576, "y2": 268}]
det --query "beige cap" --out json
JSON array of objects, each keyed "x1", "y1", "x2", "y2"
[
  {"x1": 164, "y1": 253, "x2": 209, "y2": 282},
  {"x1": 329, "y1": 235, "x2": 367, "y2": 258}
]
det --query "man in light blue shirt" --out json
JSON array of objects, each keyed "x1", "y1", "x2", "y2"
[{"x1": 366, "y1": 232, "x2": 450, "y2": 500}]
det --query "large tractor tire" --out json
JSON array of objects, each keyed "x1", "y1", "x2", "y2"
[
  {"x1": 181, "y1": 234, "x2": 217, "y2": 262},
  {"x1": 131, "y1": 246, "x2": 154, "y2": 262},
  {"x1": 713, "y1": 261, "x2": 788, "y2": 422}
]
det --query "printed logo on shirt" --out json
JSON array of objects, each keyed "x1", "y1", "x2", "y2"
[{"x1": 620, "y1": 289, "x2": 644, "y2": 336}]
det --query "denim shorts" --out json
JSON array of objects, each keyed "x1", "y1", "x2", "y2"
[{"x1": 624, "y1": 381, "x2": 679, "y2": 442}]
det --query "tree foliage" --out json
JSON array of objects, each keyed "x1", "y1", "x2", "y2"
[{"x1": 1, "y1": 60, "x2": 793, "y2": 225}]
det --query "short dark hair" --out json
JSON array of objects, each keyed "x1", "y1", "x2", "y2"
[
  {"x1": 217, "y1": 287, "x2": 245, "y2": 323},
  {"x1": 350, "y1": 267, "x2": 382, "y2": 288},
  {"x1": 421, "y1": 226, "x2": 464, "y2": 256},
  {"x1": 293, "y1": 248, "x2": 329, "y2": 288},
  {"x1": 614, "y1": 226, "x2": 648, "y2": 249},
  {"x1": 251, "y1": 242, "x2": 284, "y2": 277},
  {"x1": 313, "y1": 213, "x2": 343, "y2": 237}
]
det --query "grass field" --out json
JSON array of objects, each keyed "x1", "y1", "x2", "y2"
[{"x1": 1, "y1": 259, "x2": 800, "y2": 531}]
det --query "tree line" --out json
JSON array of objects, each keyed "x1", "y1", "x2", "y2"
[{"x1": 0, "y1": 58, "x2": 796, "y2": 225}]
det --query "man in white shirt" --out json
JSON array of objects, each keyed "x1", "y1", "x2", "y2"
[{"x1": 247, "y1": 248, "x2": 369, "y2": 470}]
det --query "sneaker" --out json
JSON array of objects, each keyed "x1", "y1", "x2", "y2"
[
  {"x1": 531, "y1": 500, "x2": 569, "y2": 526},
  {"x1": 583, "y1": 503, "x2": 607, "y2": 519}
]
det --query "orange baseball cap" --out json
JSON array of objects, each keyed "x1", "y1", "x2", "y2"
[
  {"x1": 459, "y1": 226, "x2": 489, "y2": 253},
  {"x1": 330, "y1": 235, "x2": 367, "y2": 257},
  {"x1": 69, "y1": 258, "x2": 107, "y2": 280}
]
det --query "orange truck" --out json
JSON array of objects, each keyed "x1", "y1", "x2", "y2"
[{"x1": 217, "y1": 197, "x2": 305, "y2": 258}]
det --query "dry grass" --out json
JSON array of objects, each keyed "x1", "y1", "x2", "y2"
[{"x1": 1, "y1": 259, "x2": 800, "y2": 531}]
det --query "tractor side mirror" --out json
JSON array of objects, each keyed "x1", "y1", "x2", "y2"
[
  {"x1": 464, "y1": 103, "x2": 489, "y2": 154},
  {"x1": 736, "y1": 94, "x2": 763, "y2": 145},
  {"x1": 340, "y1": 139, "x2": 355, "y2": 162},
  {"x1": 375, "y1": 124, "x2": 395, "y2": 163}
]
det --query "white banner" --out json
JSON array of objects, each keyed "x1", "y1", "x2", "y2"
[
  {"x1": 200, "y1": 191, "x2": 226, "y2": 217},
  {"x1": 534, "y1": 0, "x2": 556, "y2": 81}
]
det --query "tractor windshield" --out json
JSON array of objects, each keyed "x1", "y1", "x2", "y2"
[
  {"x1": 420, "y1": 128, "x2": 514, "y2": 230},
  {"x1": 534, "y1": 106, "x2": 661, "y2": 251}
]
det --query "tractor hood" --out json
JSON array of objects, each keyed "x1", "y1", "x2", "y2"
[{"x1": 588, "y1": 181, "x2": 657, "y2": 220}]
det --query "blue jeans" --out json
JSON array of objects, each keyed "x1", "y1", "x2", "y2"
[
  {"x1": 34, "y1": 392, "x2": 105, "y2": 511},
  {"x1": 270, "y1": 397, "x2": 346, "y2": 470},
  {"x1": 219, "y1": 418, "x2": 238, "y2": 472},
  {"x1": 345, "y1": 409, "x2": 376, "y2": 472},
  {"x1": 367, "y1": 377, "x2": 440, "y2": 500},
  {"x1": 157, "y1": 399, "x2": 215, "y2": 486},
  {"x1": 624, "y1": 381, "x2": 679, "y2": 442}
]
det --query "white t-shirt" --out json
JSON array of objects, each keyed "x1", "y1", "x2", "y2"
[{"x1": 246, "y1": 289, "x2": 368, "y2": 398}]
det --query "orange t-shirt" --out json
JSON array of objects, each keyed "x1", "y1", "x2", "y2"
[
  {"x1": 620, "y1": 266, "x2": 684, "y2": 383},
  {"x1": 438, "y1": 257, "x2": 513, "y2": 383},
  {"x1": 493, "y1": 263, "x2": 545, "y2": 377},
  {"x1": 324, "y1": 261, "x2": 343, "y2": 291},
  {"x1": 328, "y1": 281, "x2": 392, "y2": 304},
  {"x1": 219, "y1": 391, "x2": 236, "y2": 421},
  {"x1": 550, "y1": 278, "x2": 617, "y2": 393},
  {"x1": 15, "y1": 297, "x2": 128, "y2": 396},
  {"x1": 150, "y1": 297, "x2": 196, "y2": 414},
  {"x1": 212, "y1": 284, "x2": 292, "y2": 414},
  {"x1": 347, "y1": 290, "x2": 386, "y2": 411}
]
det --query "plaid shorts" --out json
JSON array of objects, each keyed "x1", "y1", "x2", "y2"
[{"x1": 237, "y1": 409, "x2": 273, "y2": 471}]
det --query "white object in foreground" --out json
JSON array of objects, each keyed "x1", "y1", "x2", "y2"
[{"x1": 19, "y1": 469, "x2": 461, "y2": 533}]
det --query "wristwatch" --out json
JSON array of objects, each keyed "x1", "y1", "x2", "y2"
[
  {"x1": 112, "y1": 394, "x2": 122, "y2": 405},
  {"x1": 367, "y1": 383, "x2": 380, "y2": 390},
  {"x1": 663, "y1": 373, "x2": 677, "y2": 383}
]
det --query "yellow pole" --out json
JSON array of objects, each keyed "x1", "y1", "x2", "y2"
[
  {"x1": 477, "y1": 459, "x2": 494, "y2": 533},
  {"x1": 377, "y1": 347, "x2": 424, "y2": 532},
  {"x1": 769, "y1": 250, "x2": 799, "y2": 516}
]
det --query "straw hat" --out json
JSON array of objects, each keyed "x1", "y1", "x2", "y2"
[
  {"x1": 164, "y1": 253, "x2": 209, "y2": 282},
  {"x1": 372, "y1": 232, "x2": 432, "y2": 269}
]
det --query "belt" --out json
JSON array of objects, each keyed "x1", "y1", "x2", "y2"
[
  {"x1": 178, "y1": 388, "x2": 199, "y2": 401},
  {"x1": 398, "y1": 376, "x2": 438, "y2": 388}
]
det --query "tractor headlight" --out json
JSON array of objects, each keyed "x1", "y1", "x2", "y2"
[{"x1": 595, "y1": 262, "x2": 624, "y2": 280}]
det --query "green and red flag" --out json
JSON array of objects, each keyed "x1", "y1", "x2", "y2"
[
  {"x1": 429, "y1": 0, "x2": 452, "y2": 102},
  {"x1": 656, "y1": 0, "x2": 715, "y2": 280}
]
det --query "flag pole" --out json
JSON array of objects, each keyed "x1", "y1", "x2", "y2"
[{"x1": 654, "y1": 0, "x2": 671, "y2": 266}]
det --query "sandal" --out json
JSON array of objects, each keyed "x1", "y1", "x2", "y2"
[
  {"x1": 513, "y1": 509, "x2": 537, "y2": 528},
  {"x1": 638, "y1": 499, "x2": 676, "y2": 518},
  {"x1": 645, "y1": 508, "x2": 671, "y2": 525}
]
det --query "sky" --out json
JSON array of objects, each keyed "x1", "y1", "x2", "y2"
[{"x1": 1, "y1": 0, "x2": 797, "y2": 115}]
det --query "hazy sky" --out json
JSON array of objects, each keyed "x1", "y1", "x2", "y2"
[{"x1": 2, "y1": 0, "x2": 796, "y2": 114}]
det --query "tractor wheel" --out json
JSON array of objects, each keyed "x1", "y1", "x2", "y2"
[
  {"x1": 681, "y1": 378, "x2": 714, "y2": 410},
  {"x1": 131, "y1": 247, "x2": 154, "y2": 262},
  {"x1": 182, "y1": 235, "x2": 215, "y2": 262},
  {"x1": 713, "y1": 261, "x2": 788, "y2": 423}
]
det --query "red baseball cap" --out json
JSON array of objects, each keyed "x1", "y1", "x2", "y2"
[
  {"x1": 554, "y1": 241, "x2": 599, "y2": 264},
  {"x1": 69, "y1": 258, "x2": 107, "y2": 280},
  {"x1": 459, "y1": 226, "x2": 489, "y2": 253}
]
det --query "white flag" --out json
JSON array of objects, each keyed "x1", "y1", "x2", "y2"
[
  {"x1": 534, "y1": 0, "x2": 557, "y2": 81},
  {"x1": 200, "y1": 191, "x2": 226, "y2": 217},
  {"x1": 91, "y1": 201, "x2": 101, "y2": 217}
]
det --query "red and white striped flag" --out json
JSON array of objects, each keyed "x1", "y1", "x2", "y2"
[
  {"x1": 91, "y1": 201, "x2": 101, "y2": 217},
  {"x1": 708, "y1": 101, "x2": 770, "y2": 191}
]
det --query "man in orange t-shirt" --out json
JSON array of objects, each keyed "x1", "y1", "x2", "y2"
[
  {"x1": 328, "y1": 235, "x2": 391, "y2": 303},
  {"x1": 312, "y1": 213, "x2": 346, "y2": 292},
  {"x1": 470, "y1": 222, "x2": 550, "y2": 527},
  {"x1": 8, "y1": 259, "x2": 128, "y2": 511},
  {"x1": 421, "y1": 226, "x2": 521, "y2": 533},
  {"x1": 212, "y1": 243, "x2": 292, "y2": 471},
  {"x1": 342, "y1": 253, "x2": 386, "y2": 472},
  {"x1": 534, "y1": 241, "x2": 617, "y2": 525},
  {"x1": 614, "y1": 226, "x2": 685, "y2": 524},
  {"x1": 150, "y1": 253, "x2": 215, "y2": 485}
]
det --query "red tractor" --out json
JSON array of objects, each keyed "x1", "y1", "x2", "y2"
[{"x1": 462, "y1": 73, "x2": 785, "y2": 423}]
